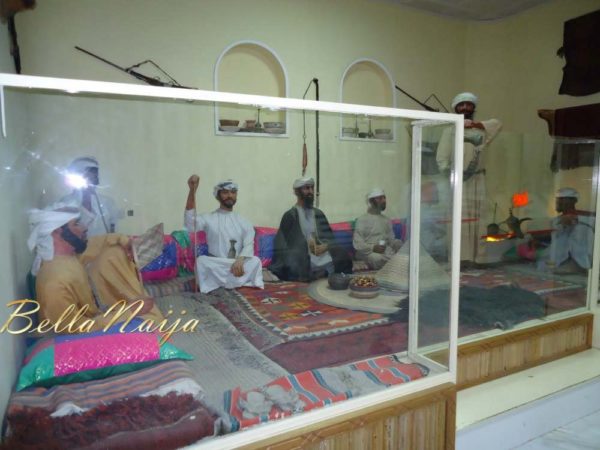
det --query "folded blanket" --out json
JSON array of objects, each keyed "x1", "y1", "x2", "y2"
[
  {"x1": 224, "y1": 355, "x2": 428, "y2": 432},
  {"x1": 4, "y1": 361, "x2": 218, "y2": 450}
]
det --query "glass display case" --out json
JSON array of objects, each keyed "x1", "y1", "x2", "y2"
[
  {"x1": 426, "y1": 122, "x2": 598, "y2": 373},
  {"x1": 0, "y1": 73, "x2": 461, "y2": 448}
]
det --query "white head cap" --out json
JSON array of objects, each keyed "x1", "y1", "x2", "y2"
[
  {"x1": 27, "y1": 203, "x2": 82, "y2": 275},
  {"x1": 68, "y1": 156, "x2": 99, "y2": 175},
  {"x1": 556, "y1": 187, "x2": 579, "y2": 199},
  {"x1": 367, "y1": 188, "x2": 385, "y2": 200},
  {"x1": 293, "y1": 176, "x2": 315, "y2": 190},
  {"x1": 451, "y1": 92, "x2": 478, "y2": 110},
  {"x1": 213, "y1": 179, "x2": 238, "y2": 198}
]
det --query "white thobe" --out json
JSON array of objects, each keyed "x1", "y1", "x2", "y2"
[
  {"x1": 184, "y1": 209, "x2": 263, "y2": 293},
  {"x1": 60, "y1": 189, "x2": 123, "y2": 236},
  {"x1": 353, "y1": 210, "x2": 402, "y2": 269},
  {"x1": 436, "y1": 118, "x2": 502, "y2": 263},
  {"x1": 548, "y1": 214, "x2": 594, "y2": 269}
]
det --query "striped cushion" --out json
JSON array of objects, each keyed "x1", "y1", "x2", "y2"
[{"x1": 132, "y1": 223, "x2": 164, "y2": 269}]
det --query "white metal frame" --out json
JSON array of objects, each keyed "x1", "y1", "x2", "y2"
[
  {"x1": 213, "y1": 40, "x2": 290, "y2": 138},
  {"x1": 407, "y1": 120, "x2": 462, "y2": 376},
  {"x1": 0, "y1": 72, "x2": 462, "y2": 449}
]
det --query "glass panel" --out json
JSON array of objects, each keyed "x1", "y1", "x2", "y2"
[
  {"x1": 454, "y1": 126, "x2": 595, "y2": 343},
  {"x1": 1, "y1": 82, "x2": 457, "y2": 447},
  {"x1": 417, "y1": 123, "x2": 455, "y2": 369}
]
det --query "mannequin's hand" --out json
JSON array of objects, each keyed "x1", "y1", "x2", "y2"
[{"x1": 188, "y1": 174, "x2": 200, "y2": 192}]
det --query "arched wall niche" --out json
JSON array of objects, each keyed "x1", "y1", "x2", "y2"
[
  {"x1": 340, "y1": 58, "x2": 396, "y2": 142},
  {"x1": 214, "y1": 40, "x2": 289, "y2": 137}
]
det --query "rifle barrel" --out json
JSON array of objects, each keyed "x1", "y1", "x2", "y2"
[
  {"x1": 75, "y1": 46, "x2": 127, "y2": 72},
  {"x1": 75, "y1": 46, "x2": 194, "y2": 89}
]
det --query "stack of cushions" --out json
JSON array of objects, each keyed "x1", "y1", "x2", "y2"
[
  {"x1": 140, "y1": 219, "x2": 407, "y2": 282},
  {"x1": 6, "y1": 360, "x2": 217, "y2": 449},
  {"x1": 141, "y1": 231, "x2": 208, "y2": 283},
  {"x1": 17, "y1": 326, "x2": 192, "y2": 391},
  {"x1": 253, "y1": 219, "x2": 406, "y2": 268},
  {"x1": 140, "y1": 236, "x2": 179, "y2": 281}
]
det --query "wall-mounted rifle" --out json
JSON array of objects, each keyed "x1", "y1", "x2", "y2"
[{"x1": 75, "y1": 46, "x2": 194, "y2": 89}]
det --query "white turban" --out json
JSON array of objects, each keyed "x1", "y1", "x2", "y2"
[
  {"x1": 293, "y1": 176, "x2": 315, "y2": 189},
  {"x1": 213, "y1": 179, "x2": 238, "y2": 198},
  {"x1": 68, "y1": 156, "x2": 99, "y2": 175},
  {"x1": 556, "y1": 187, "x2": 579, "y2": 199},
  {"x1": 451, "y1": 92, "x2": 478, "y2": 110},
  {"x1": 27, "y1": 204, "x2": 81, "y2": 275},
  {"x1": 367, "y1": 188, "x2": 385, "y2": 200}
]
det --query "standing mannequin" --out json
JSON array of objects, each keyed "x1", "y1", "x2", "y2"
[
  {"x1": 60, "y1": 157, "x2": 122, "y2": 236},
  {"x1": 436, "y1": 92, "x2": 502, "y2": 264}
]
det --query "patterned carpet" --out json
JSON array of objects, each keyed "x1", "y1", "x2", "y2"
[
  {"x1": 154, "y1": 294, "x2": 287, "y2": 408},
  {"x1": 460, "y1": 267, "x2": 587, "y2": 312},
  {"x1": 213, "y1": 282, "x2": 390, "y2": 345}
]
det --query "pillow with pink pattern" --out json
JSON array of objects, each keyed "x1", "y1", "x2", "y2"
[{"x1": 16, "y1": 327, "x2": 192, "y2": 391}]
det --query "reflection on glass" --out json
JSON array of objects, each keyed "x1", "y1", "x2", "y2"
[{"x1": 1, "y1": 80, "x2": 520, "y2": 449}]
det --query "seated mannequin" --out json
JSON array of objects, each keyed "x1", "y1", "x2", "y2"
[{"x1": 545, "y1": 187, "x2": 594, "y2": 274}]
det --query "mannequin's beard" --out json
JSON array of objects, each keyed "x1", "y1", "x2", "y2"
[
  {"x1": 302, "y1": 193, "x2": 314, "y2": 208},
  {"x1": 370, "y1": 201, "x2": 386, "y2": 212},
  {"x1": 60, "y1": 225, "x2": 88, "y2": 254}
]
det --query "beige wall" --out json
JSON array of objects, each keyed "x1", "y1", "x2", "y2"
[
  {"x1": 12, "y1": 0, "x2": 467, "y2": 233},
  {"x1": 465, "y1": 0, "x2": 600, "y2": 223},
  {"x1": 0, "y1": 23, "x2": 31, "y2": 425}
]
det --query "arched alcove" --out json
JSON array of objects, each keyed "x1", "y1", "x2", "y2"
[
  {"x1": 214, "y1": 41, "x2": 289, "y2": 137},
  {"x1": 340, "y1": 59, "x2": 395, "y2": 141}
]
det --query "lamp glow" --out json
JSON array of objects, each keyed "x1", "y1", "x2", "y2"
[{"x1": 64, "y1": 172, "x2": 89, "y2": 189}]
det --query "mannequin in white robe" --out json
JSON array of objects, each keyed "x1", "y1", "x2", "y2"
[
  {"x1": 436, "y1": 92, "x2": 502, "y2": 264},
  {"x1": 184, "y1": 176, "x2": 263, "y2": 293},
  {"x1": 353, "y1": 189, "x2": 403, "y2": 269},
  {"x1": 60, "y1": 157, "x2": 123, "y2": 236}
]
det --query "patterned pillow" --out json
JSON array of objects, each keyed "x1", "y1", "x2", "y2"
[
  {"x1": 254, "y1": 227, "x2": 278, "y2": 267},
  {"x1": 132, "y1": 223, "x2": 165, "y2": 269},
  {"x1": 331, "y1": 221, "x2": 354, "y2": 256},
  {"x1": 140, "y1": 239, "x2": 178, "y2": 282},
  {"x1": 17, "y1": 326, "x2": 192, "y2": 391}
]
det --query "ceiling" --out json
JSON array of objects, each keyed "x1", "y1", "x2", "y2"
[{"x1": 385, "y1": 0, "x2": 555, "y2": 21}]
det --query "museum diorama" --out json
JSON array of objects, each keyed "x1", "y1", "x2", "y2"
[{"x1": 0, "y1": 1, "x2": 599, "y2": 449}]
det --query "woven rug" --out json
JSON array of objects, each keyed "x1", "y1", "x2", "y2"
[
  {"x1": 264, "y1": 321, "x2": 409, "y2": 373},
  {"x1": 154, "y1": 294, "x2": 288, "y2": 408},
  {"x1": 145, "y1": 275, "x2": 195, "y2": 298},
  {"x1": 210, "y1": 282, "x2": 390, "y2": 349},
  {"x1": 460, "y1": 268, "x2": 584, "y2": 295},
  {"x1": 307, "y1": 278, "x2": 406, "y2": 314}
]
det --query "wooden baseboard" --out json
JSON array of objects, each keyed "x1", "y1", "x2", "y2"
[
  {"x1": 428, "y1": 313, "x2": 593, "y2": 390},
  {"x1": 239, "y1": 383, "x2": 456, "y2": 450}
]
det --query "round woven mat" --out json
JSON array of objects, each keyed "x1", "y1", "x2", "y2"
[{"x1": 308, "y1": 278, "x2": 406, "y2": 314}]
